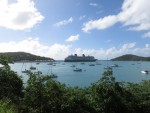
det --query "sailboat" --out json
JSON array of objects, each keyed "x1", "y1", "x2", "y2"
[
  {"x1": 104, "y1": 58, "x2": 112, "y2": 70},
  {"x1": 73, "y1": 64, "x2": 82, "y2": 72},
  {"x1": 47, "y1": 65, "x2": 57, "y2": 78},
  {"x1": 22, "y1": 69, "x2": 30, "y2": 74},
  {"x1": 21, "y1": 62, "x2": 30, "y2": 74}
]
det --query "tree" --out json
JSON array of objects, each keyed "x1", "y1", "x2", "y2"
[
  {"x1": 126, "y1": 80, "x2": 150, "y2": 113},
  {"x1": 0, "y1": 99, "x2": 16, "y2": 113},
  {"x1": 90, "y1": 69, "x2": 137, "y2": 113},
  {"x1": 21, "y1": 71, "x2": 96, "y2": 113},
  {"x1": 60, "y1": 87, "x2": 96, "y2": 113},
  {"x1": 21, "y1": 71, "x2": 66, "y2": 113},
  {"x1": 0, "y1": 55, "x2": 24, "y2": 112}
]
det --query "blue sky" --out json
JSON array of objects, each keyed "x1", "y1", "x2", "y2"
[{"x1": 0, "y1": 0, "x2": 150, "y2": 60}]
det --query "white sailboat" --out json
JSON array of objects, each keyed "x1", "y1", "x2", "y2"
[
  {"x1": 47, "y1": 64, "x2": 57, "y2": 78},
  {"x1": 73, "y1": 63, "x2": 82, "y2": 72},
  {"x1": 21, "y1": 62, "x2": 30, "y2": 74}
]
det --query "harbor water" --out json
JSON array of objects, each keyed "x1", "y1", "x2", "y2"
[{"x1": 10, "y1": 61, "x2": 150, "y2": 87}]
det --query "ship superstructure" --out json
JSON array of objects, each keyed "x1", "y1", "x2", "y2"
[{"x1": 64, "y1": 54, "x2": 97, "y2": 62}]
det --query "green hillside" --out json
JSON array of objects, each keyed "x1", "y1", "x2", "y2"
[
  {"x1": 111, "y1": 54, "x2": 150, "y2": 61},
  {"x1": 0, "y1": 52, "x2": 54, "y2": 62}
]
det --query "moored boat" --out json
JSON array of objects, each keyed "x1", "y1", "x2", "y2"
[
  {"x1": 74, "y1": 68, "x2": 82, "y2": 72},
  {"x1": 89, "y1": 64, "x2": 95, "y2": 66},
  {"x1": 22, "y1": 69, "x2": 31, "y2": 74},
  {"x1": 30, "y1": 66, "x2": 36, "y2": 70},
  {"x1": 111, "y1": 64, "x2": 119, "y2": 67},
  {"x1": 141, "y1": 70, "x2": 149, "y2": 74}
]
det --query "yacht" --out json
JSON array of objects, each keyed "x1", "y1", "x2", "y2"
[
  {"x1": 141, "y1": 70, "x2": 149, "y2": 74},
  {"x1": 73, "y1": 68, "x2": 82, "y2": 72}
]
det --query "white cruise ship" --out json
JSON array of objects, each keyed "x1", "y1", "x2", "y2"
[{"x1": 64, "y1": 54, "x2": 97, "y2": 62}]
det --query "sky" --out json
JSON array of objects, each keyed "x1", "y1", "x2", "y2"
[{"x1": 0, "y1": 0, "x2": 150, "y2": 60}]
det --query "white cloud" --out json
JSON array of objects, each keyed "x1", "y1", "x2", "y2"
[
  {"x1": 74, "y1": 42, "x2": 150, "y2": 60},
  {"x1": 89, "y1": 3, "x2": 98, "y2": 7},
  {"x1": 118, "y1": 0, "x2": 150, "y2": 31},
  {"x1": 82, "y1": 0, "x2": 150, "y2": 35},
  {"x1": 143, "y1": 32, "x2": 150, "y2": 38},
  {"x1": 0, "y1": 38, "x2": 71, "y2": 60},
  {"x1": 121, "y1": 42, "x2": 136, "y2": 50},
  {"x1": 0, "y1": 39, "x2": 149, "y2": 60},
  {"x1": 54, "y1": 17, "x2": 73, "y2": 27},
  {"x1": 0, "y1": 0, "x2": 44, "y2": 30},
  {"x1": 82, "y1": 15, "x2": 118, "y2": 32},
  {"x1": 65, "y1": 34, "x2": 80, "y2": 42},
  {"x1": 46, "y1": 44, "x2": 72, "y2": 60}
]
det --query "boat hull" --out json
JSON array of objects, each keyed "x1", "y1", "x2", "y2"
[{"x1": 64, "y1": 59, "x2": 97, "y2": 62}]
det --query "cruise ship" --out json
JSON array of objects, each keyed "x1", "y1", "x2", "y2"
[{"x1": 64, "y1": 54, "x2": 97, "y2": 62}]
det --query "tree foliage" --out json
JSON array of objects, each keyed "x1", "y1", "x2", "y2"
[
  {"x1": 0, "y1": 55, "x2": 150, "y2": 113},
  {"x1": 21, "y1": 71, "x2": 95, "y2": 113},
  {"x1": 89, "y1": 69, "x2": 138, "y2": 113},
  {"x1": 0, "y1": 56, "x2": 24, "y2": 105},
  {"x1": 0, "y1": 99, "x2": 16, "y2": 113},
  {"x1": 126, "y1": 80, "x2": 150, "y2": 113}
]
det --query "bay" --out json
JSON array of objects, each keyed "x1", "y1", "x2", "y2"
[{"x1": 10, "y1": 61, "x2": 150, "y2": 87}]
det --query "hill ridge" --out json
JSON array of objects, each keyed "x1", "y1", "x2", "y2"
[
  {"x1": 111, "y1": 54, "x2": 150, "y2": 61},
  {"x1": 0, "y1": 52, "x2": 54, "y2": 62}
]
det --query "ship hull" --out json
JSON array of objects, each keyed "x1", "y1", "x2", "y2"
[{"x1": 64, "y1": 59, "x2": 97, "y2": 62}]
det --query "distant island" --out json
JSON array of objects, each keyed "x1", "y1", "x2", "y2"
[
  {"x1": 111, "y1": 54, "x2": 150, "y2": 61},
  {"x1": 0, "y1": 52, "x2": 54, "y2": 62}
]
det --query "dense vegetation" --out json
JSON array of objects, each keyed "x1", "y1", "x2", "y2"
[
  {"x1": 0, "y1": 56, "x2": 150, "y2": 113},
  {"x1": 111, "y1": 54, "x2": 150, "y2": 61},
  {"x1": 0, "y1": 52, "x2": 54, "y2": 62}
]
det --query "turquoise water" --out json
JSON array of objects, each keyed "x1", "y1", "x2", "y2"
[{"x1": 10, "y1": 61, "x2": 150, "y2": 87}]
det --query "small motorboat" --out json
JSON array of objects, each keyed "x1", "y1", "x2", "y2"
[
  {"x1": 89, "y1": 64, "x2": 95, "y2": 66},
  {"x1": 141, "y1": 70, "x2": 149, "y2": 74},
  {"x1": 104, "y1": 66, "x2": 112, "y2": 70},
  {"x1": 74, "y1": 68, "x2": 82, "y2": 72},
  {"x1": 111, "y1": 64, "x2": 118, "y2": 67},
  {"x1": 30, "y1": 66, "x2": 36, "y2": 70}
]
